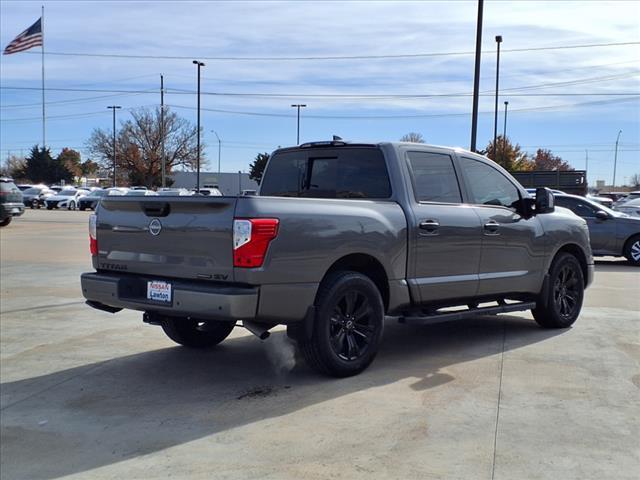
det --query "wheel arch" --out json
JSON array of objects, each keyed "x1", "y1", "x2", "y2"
[
  {"x1": 551, "y1": 243, "x2": 589, "y2": 283},
  {"x1": 319, "y1": 253, "x2": 390, "y2": 312}
]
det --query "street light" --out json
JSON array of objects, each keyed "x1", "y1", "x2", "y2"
[
  {"x1": 107, "y1": 105, "x2": 121, "y2": 187},
  {"x1": 502, "y1": 101, "x2": 509, "y2": 162},
  {"x1": 193, "y1": 60, "x2": 205, "y2": 192},
  {"x1": 291, "y1": 104, "x2": 306, "y2": 145},
  {"x1": 613, "y1": 129, "x2": 622, "y2": 188},
  {"x1": 493, "y1": 35, "x2": 503, "y2": 160},
  {"x1": 212, "y1": 130, "x2": 221, "y2": 174}
]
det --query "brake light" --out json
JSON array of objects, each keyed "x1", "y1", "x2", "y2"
[
  {"x1": 233, "y1": 218, "x2": 279, "y2": 268},
  {"x1": 89, "y1": 214, "x2": 98, "y2": 256}
]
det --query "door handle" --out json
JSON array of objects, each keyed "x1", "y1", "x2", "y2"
[
  {"x1": 484, "y1": 220, "x2": 500, "y2": 235},
  {"x1": 419, "y1": 220, "x2": 440, "y2": 234}
]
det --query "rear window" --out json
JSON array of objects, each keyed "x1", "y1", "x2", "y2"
[
  {"x1": 260, "y1": 147, "x2": 391, "y2": 199},
  {"x1": 407, "y1": 151, "x2": 462, "y2": 203},
  {"x1": 0, "y1": 181, "x2": 18, "y2": 193}
]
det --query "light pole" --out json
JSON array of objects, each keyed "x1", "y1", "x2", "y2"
[
  {"x1": 212, "y1": 130, "x2": 221, "y2": 174},
  {"x1": 613, "y1": 129, "x2": 622, "y2": 188},
  {"x1": 193, "y1": 60, "x2": 205, "y2": 192},
  {"x1": 291, "y1": 104, "x2": 306, "y2": 144},
  {"x1": 502, "y1": 101, "x2": 509, "y2": 163},
  {"x1": 469, "y1": 0, "x2": 484, "y2": 152},
  {"x1": 107, "y1": 105, "x2": 121, "y2": 187},
  {"x1": 493, "y1": 35, "x2": 503, "y2": 160}
]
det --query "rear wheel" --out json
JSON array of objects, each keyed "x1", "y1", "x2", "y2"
[
  {"x1": 160, "y1": 316, "x2": 235, "y2": 348},
  {"x1": 0, "y1": 217, "x2": 11, "y2": 227},
  {"x1": 298, "y1": 271, "x2": 384, "y2": 377},
  {"x1": 46, "y1": 205, "x2": 53, "y2": 210},
  {"x1": 31, "y1": 199, "x2": 38, "y2": 209},
  {"x1": 68, "y1": 201, "x2": 76, "y2": 211},
  {"x1": 532, "y1": 252, "x2": 584, "y2": 328},
  {"x1": 623, "y1": 235, "x2": 640, "y2": 266}
]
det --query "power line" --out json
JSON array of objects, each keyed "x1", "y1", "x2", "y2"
[{"x1": 19, "y1": 41, "x2": 640, "y2": 61}]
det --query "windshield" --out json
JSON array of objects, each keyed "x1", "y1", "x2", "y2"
[
  {"x1": 23, "y1": 187, "x2": 43, "y2": 194},
  {"x1": 58, "y1": 189, "x2": 77, "y2": 196}
]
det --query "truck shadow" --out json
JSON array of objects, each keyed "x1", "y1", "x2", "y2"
[{"x1": 1, "y1": 315, "x2": 564, "y2": 480}]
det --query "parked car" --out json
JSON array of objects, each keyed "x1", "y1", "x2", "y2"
[
  {"x1": 586, "y1": 194, "x2": 614, "y2": 208},
  {"x1": 192, "y1": 188, "x2": 223, "y2": 196},
  {"x1": 616, "y1": 191, "x2": 640, "y2": 206},
  {"x1": 22, "y1": 185, "x2": 56, "y2": 209},
  {"x1": 48, "y1": 185, "x2": 64, "y2": 193},
  {"x1": 0, "y1": 177, "x2": 25, "y2": 226},
  {"x1": 45, "y1": 188, "x2": 88, "y2": 210},
  {"x1": 526, "y1": 188, "x2": 564, "y2": 195},
  {"x1": 82, "y1": 141, "x2": 595, "y2": 377},
  {"x1": 615, "y1": 198, "x2": 640, "y2": 218},
  {"x1": 78, "y1": 189, "x2": 108, "y2": 211},
  {"x1": 125, "y1": 189, "x2": 157, "y2": 196},
  {"x1": 554, "y1": 193, "x2": 640, "y2": 265},
  {"x1": 158, "y1": 188, "x2": 194, "y2": 196}
]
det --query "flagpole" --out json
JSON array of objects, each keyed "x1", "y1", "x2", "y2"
[{"x1": 41, "y1": 5, "x2": 46, "y2": 148}]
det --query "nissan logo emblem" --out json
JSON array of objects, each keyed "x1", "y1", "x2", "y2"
[{"x1": 149, "y1": 218, "x2": 162, "y2": 236}]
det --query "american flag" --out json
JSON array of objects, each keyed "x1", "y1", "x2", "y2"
[{"x1": 3, "y1": 18, "x2": 43, "y2": 55}]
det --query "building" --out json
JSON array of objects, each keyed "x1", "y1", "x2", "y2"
[{"x1": 169, "y1": 171, "x2": 258, "y2": 195}]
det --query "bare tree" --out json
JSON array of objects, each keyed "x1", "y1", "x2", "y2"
[
  {"x1": 400, "y1": 132, "x2": 425, "y2": 143},
  {"x1": 87, "y1": 107, "x2": 204, "y2": 187},
  {"x1": 630, "y1": 173, "x2": 640, "y2": 188}
]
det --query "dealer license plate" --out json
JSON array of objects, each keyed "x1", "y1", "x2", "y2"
[{"x1": 147, "y1": 281, "x2": 172, "y2": 303}]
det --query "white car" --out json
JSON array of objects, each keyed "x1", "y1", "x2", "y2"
[
  {"x1": 616, "y1": 198, "x2": 640, "y2": 218},
  {"x1": 44, "y1": 188, "x2": 88, "y2": 210}
]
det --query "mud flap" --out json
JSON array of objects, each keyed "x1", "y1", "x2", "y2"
[{"x1": 286, "y1": 306, "x2": 316, "y2": 342}]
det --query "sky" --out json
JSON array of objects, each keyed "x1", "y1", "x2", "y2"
[{"x1": 1, "y1": 0, "x2": 639, "y2": 185}]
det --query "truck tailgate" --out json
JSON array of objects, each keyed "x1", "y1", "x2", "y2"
[{"x1": 96, "y1": 196, "x2": 237, "y2": 282}]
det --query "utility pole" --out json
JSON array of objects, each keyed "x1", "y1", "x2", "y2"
[
  {"x1": 291, "y1": 104, "x2": 306, "y2": 144},
  {"x1": 160, "y1": 74, "x2": 166, "y2": 188},
  {"x1": 212, "y1": 130, "x2": 221, "y2": 174},
  {"x1": 107, "y1": 105, "x2": 121, "y2": 187},
  {"x1": 502, "y1": 101, "x2": 508, "y2": 163},
  {"x1": 192, "y1": 60, "x2": 205, "y2": 192},
  {"x1": 469, "y1": 0, "x2": 484, "y2": 152},
  {"x1": 613, "y1": 129, "x2": 622, "y2": 189},
  {"x1": 493, "y1": 35, "x2": 503, "y2": 159}
]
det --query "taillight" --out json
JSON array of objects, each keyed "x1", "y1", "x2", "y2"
[
  {"x1": 233, "y1": 218, "x2": 279, "y2": 268},
  {"x1": 89, "y1": 214, "x2": 98, "y2": 256}
]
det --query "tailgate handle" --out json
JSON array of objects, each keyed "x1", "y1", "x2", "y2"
[{"x1": 141, "y1": 202, "x2": 171, "y2": 217}]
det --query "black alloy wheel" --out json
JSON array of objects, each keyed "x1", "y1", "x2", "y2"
[
  {"x1": 553, "y1": 264, "x2": 580, "y2": 320},
  {"x1": 330, "y1": 291, "x2": 376, "y2": 361}
]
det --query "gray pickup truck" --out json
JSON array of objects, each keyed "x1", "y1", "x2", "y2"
[{"x1": 81, "y1": 141, "x2": 594, "y2": 376}]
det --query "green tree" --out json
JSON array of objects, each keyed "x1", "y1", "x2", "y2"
[
  {"x1": 87, "y1": 107, "x2": 202, "y2": 187},
  {"x1": 249, "y1": 152, "x2": 270, "y2": 185},
  {"x1": 80, "y1": 159, "x2": 100, "y2": 177},
  {"x1": 400, "y1": 132, "x2": 425, "y2": 143},
  {"x1": 21, "y1": 146, "x2": 74, "y2": 184},
  {"x1": 484, "y1": 136, "x2": 533, "y2": 171}
]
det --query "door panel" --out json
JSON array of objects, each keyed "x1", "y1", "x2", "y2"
[
  {"x1": 413, "y1": 204, "x2": 483, "y2": 302},
  {"x1": 473, "y1": 206, "x2": 546, "y2": 295}
]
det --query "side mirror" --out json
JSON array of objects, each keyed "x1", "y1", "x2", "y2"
[
  {"x1": 535, "y1": 187, "x2": 555, "y2": 214},
  {"x1": 595, "y1": 210, "x2": 608, "y2": 221}
]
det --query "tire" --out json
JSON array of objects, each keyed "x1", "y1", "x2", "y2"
[
  {"x1": 623, "y1": 235, "x2": 640, "y2": 266},
  {"x1": 31, "y1": 199, "x2": 38, "y2": 209},
  {"x1": 532, "y1": 252, "x2": 584, "y2": 328},
  {"x1": 79, "y1": 205, "x2": 86, "y2": 211},
  {"x1": 46, "y1": 205, "x2": 53, "y2": 210},
  {"x1": 298, "y1": 271, "x2": 385, "y2": 377},
  {"x1": 0, "y1": 217, "x2": 11, "y2": 227},
  {"x1": 68, "y1": 201, "x2": 76, "y2": 211},
  {"x1": 160, "y1": 316, "x2": 235, "y2": 348}
]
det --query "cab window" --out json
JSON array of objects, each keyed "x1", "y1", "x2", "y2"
[
  {"x1": 407, "y1": 151, "x2": 462, "y2": 203},
  {"x1": 460, "y1": 157, "x2": 520, "y2": 209}
]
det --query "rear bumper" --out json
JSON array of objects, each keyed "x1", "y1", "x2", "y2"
[
  {"x1": 81, "y1": 272, "x2": 258, "y2": 321},
  {"x1": 1, "y1": 202, "x2": 25, "y2": 218}
]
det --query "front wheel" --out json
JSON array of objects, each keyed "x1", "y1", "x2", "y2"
[
  {"x1": 0, "y1": 217, "x2": 11, "y2": 227},
  {"x1": 623, "y1": 235, "x2": 640, "y2": 266},
  {"x1": 68, "y1": 201, "x2": 76, "y2": 211},
  {"x1": 160, "y1": 316, "x2": 235, "y2": 348},
  {"x1": 532, "y1": 252, "x2": 584, "y2": 328},
  {"x1": 298, "y1": 271, "x2": 384, "y2": 377},
  {"x1": 31, "y1": 199, "x2": 38, "y2": 209},
  {"x1": 46, "y1": 205, "x2": 53, "y2": 210}
]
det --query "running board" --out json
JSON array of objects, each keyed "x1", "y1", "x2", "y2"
[{"x1": 398, "y1": 301, "x2": 536, "y2": 326}]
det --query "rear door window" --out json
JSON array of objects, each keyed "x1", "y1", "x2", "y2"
[
  {"x1": 555, "y1": 196, "x2": 597, "y2": 217},
  {"x1": 261, "y1": 147, "x2": 391, "y2": 199},
  {"x1": 407, "y1": 151, "x2": 462, "y2": 203}
]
